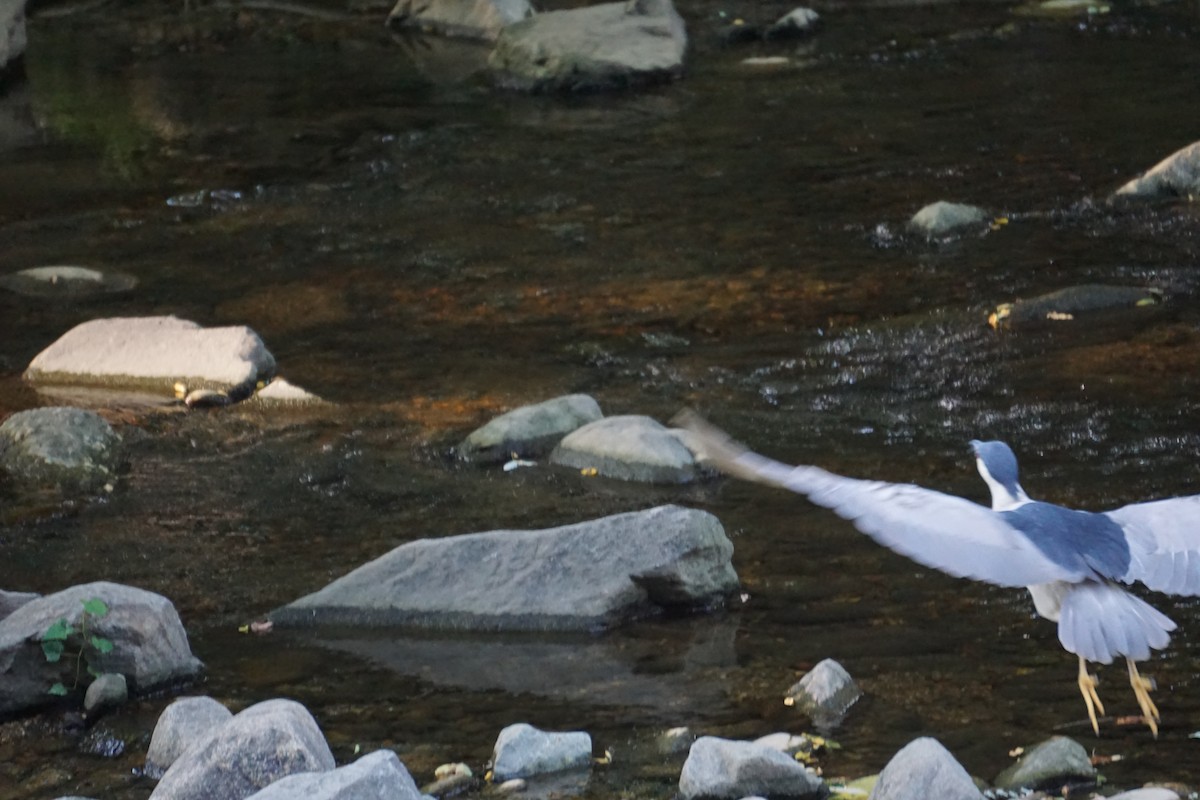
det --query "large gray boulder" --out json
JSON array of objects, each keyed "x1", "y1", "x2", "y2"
[
  {"x1": 457, "y1": 394, "x2": 602, "y2": 462},
  {"x1": 388, "y1": 0, "x2": 532, "y2": 40},
  {"x1": 993, "y1": 736, "x2": 1094, "y2": 790},
  {"x1": 149, "y1": 699, "x2": 335, "y2": 800},
  {"x1": 0, "y1": 0, "x2": 24, "y2": 73},
  {"x1": 25, "y1": 316, "x2": 276, "y2": 403},
  {"x1": 550, "y1": 415, "x2": 700, "y2": 483},
  {"x1": 244, "y1": 749, "x2": 422, "y2": 800},
  {"x1": 0, "y1": 407, "x2": 122, "y2": 493},
  {"x1": 868, "y1": 738, "x2": 982, "y2": 800},
  {"x1": 679, "y1": 736, "x2": 825, "y2": 800},
  {"x1": 1113, "y1": 140, "x2": 1200, "y2": 200},
  {"x1": 272, "y1": 504, "x2": 738, "y2": 631},
  {"x1": 492, "y1": 723, "x2": 592, "y2": 781},
  {"x1": 0, "y1": 588, "x2": 38, "y2": 621},
  {"x1": 145, "y1": 697, "x2": 235, "y2": 778},
  {"x1": 488, "y1": 0, "x2": 687, "y2": 92},
  {"x1": 0, "y1": 582, "x2": 203, "y2": 716}
]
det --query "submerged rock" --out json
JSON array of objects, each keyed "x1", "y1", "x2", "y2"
[
  {"x1": 252, "y1": 378, "x2": 324, "y2": 405},
  {"x1": 1112, "y1": 139, "x2": 1200, "y2": 200},
  {"x1": 492, "y1": 723, "x2": 592, "y2": 781},
  {"x1": 272, "y1": 504, "x2": 738, "y2": 631},
  {"x1": 149, "y1": 699, "x2": 335, "y2": 800},
  {"x1": 908, "y1": 201, "x2": 989, "y2": 237},
  {"x1": 0, "y1": 582, "x2": 203, "y2": 716},
  {"x1": 549, "y1": 415, "x2": 701, "y2": 483},
  {"x1": 869, "y1": 738, "x2": 982, "y2": 800},
  {"x1": 488, "y1": 0, "x2": 687, "y2": 92},
  {"x1": 1, "y1": 0, "x2": 25, "y2": 73},
  {"x1": 678, "y1": 736, "x2": 824, "y2": 800},
  {"x1": 987, "y1": 284, "x2": 1161, "y2": 328},
  {"x1": 0, "y1": 266, "x2": 137, "y2": 298},
  {"x1": 457, "y1": 394, "x2": 602, "y2": 462},
  {"x1": 766, "y1": 7, "x2": 819, "y2": 38},
  {"x1": 25, "y1": 316, "x2": 276, "y2": 404},
  {"x1": 784, "y1": 658, "x2": 861, "y2": 729},
  {"x1": 993, "y1": 736, "x2": 1094, "y2": 790},
  {"x1": 387, "y1": 0, "x2": 533, "y2": 40},
  {"x1": 244, "y1": 749, "x2": 423, "y2": 800},
  {"x1": 0, "y1": 407, "x2": 122, "y2": 494},
  {"x1": 145, "y1": 697, "x2": 235, "y2": 779}
]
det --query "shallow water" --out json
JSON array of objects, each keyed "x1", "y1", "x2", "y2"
[{"x1": 3, "y1": 1, "x2": 1200, "y2": 797}]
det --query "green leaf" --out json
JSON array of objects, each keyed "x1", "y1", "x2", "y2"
[
  {"x1": 87, "y1": 665, "x2": 102, "y2": 678},
  {"x1": 41, "y1": 640, "x2": 65, "y2": 662},
  {"x1": 90, "y1": 636, "x2": 114, "y2": 654},
  {"x1": 42, "y1": 619, "x2": 73, "y2": 641},
  {"x1": 81, "y1": 598, "x2": 109, "y2": 617},
  {"x1": 48, "y1": 683, "x2": 69, "y2": 696}
]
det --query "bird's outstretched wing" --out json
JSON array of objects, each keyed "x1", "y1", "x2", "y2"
[
  {"x1": 1105, "y1": 496, "x2": 1200, "y2": 596},
  {"x1": 674, "y1": 411, "x2": 1085, "y2": 589}
]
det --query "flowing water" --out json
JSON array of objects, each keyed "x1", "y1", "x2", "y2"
[{"x1": 2, "y1": 0, "x2": 1200, "y2": 797}]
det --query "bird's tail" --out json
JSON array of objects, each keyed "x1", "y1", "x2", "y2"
[{"x1": 1058, "y1": 581, "x2": 1176, "y2": 664}]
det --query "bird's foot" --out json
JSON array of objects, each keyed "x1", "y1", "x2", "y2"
[
  {"x1": 1077, "y1": 658, "x2": 1105, "y2": 736},
  {"x1": 1127, "y1": 659, "x2": 1161, "y2": 738}
]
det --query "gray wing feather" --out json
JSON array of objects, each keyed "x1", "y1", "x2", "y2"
[
  {"x1": 675, "y1": 412, "x2": 1083, "y2": 589},
  {"x1": 1105, "y1": 496, "x2": 1200, "y2": 595}
]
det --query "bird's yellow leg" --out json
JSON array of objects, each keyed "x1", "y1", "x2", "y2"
[
  {"x1": 1077, "y1": 656, "x2": 1104, "y2": 735},
  {"x1": 1126, "y1": 658, "x2": 1161, "y2": 738}
]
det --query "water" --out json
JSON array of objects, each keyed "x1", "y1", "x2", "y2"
[{"x1": 2, "y1": 1, "x2": 1200, "y2": 797}]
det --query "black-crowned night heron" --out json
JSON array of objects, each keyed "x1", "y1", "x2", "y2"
[{"x1": 675, "y1": 411, "x2": 1200, "y2": 737}]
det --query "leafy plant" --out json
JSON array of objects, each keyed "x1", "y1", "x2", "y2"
[{"x1": 40, "y1": 598, "x2": 115, "y2": 696}]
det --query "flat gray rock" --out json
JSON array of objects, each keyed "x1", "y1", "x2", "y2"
[
  {"x1": 388, "y1": 0, "x2": 532, "y2": 40},
  {"x1": 550, "y1": 415, "x2": 700, "y2": 483},
  {"x1": 149, "y1": 699, "x2": 335, "y2": 800},
  {"x1": 988, "y1": 284, "x2": 1160, "y2": 328},
  {"x1": 1113, "y1": 140, "x2": 1200, "y2": 200},
  {"x1": 458, "y1": 394, "x2": 602, "y2": 462},
  {"x1": 909, "y1": 201, "x2": 988, "y2": 236},
  {"x1": 492, "y1": 723, "x2": 592, "y2": 781},
  {"x1": 0, "y1": 407, "x2": 122, "y2": 493},
  {"x1": 679, "y1": 736, "x2": 824, "y2": 800},
  {"x1": 244, "y1": 749, "x2": 423, "y2": 800},
  {"x1": 272, "y1": 504, "x2": 738, "y2": 631},
  {"x1": 25, "y1": 316, "x2": 276, "y2": 401},
  {"x1": 784, "y1": 658, "x2": 861, "y2": 729},
  {"x1": 993, "y1": 736, "x2": 1094, "y2": 790},
  {"x1": 488, "y1": 0, "x2": 687, "y2": 92},
  {"x1": 0, "y1": 582, "x2": 203, "y2": 716},
  {"x1": 868, "y1": 738, "x2": 982, "y2": 800},
  {"x1": 0, "y1": 266, "x2": 137, "y2": 298},
  {"x1": 145, "y1": 697, "x2": 235, "y2": 778}
]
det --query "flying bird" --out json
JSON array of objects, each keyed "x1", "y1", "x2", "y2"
[{"x1": 674, "y1": 410, "x2": 1200, "y2": 736}]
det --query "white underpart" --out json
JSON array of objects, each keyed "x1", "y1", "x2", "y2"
[{"x1": 975, "y1": 456, "x2": 1031, "y2": 511}]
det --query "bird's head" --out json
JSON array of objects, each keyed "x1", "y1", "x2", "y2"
[{"x1": 970, "y1": 439, "x2": 1030, "y2": 511}]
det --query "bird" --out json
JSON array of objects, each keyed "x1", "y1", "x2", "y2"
[{"x1": 673, "y1": 410, "x2": 1200, "y2": 737}]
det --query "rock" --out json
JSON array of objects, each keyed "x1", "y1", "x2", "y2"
[
  {"x1": 766, "y1": 7, "x2": 819, "y2": 38},
  {"x1": 993, "y1": 736, "x2": 1095, "y2": 790},
  {"x1": 149, "y1": 699, "x2": 335, "y2": 800},
  {"x1": 387, "y1": 0, "x2": 532, "y2": 41},
  {"x1": 0, "y1": 582, "x2": 203, "y2": 716},
  {"x1": 0, "y1": 266, "x2": 138, "y2": 298},
  {"x1": 0, "y1": 588, "x2": 38, "y2": 621},
  {"x1": 1107, "y1": 790, "x2": 1182, "y2": 800},
  {"x1": 1112, "y1": 140, "x2": 1200, "y2": 200},
  {"x1": 492, "y1": 723, "x2": 592, "y2": 781},
  {"x1": 252, "y1": 378, "x2": 324, "y2": 405},
  {"x1": 868, "y1": 738, "x2": 982, "y2": 800},
  {"x1": 987, "y1": 284, "x2": 1161, "y2": 328},
  {"x1": 1, "y1": 0, "x2": 25, "y2": 73},
  {"x1": 549, "y1": 415, "x2": 701, "y2": 483},
  {"x1": 678, "y1": 736, "x2": 824, "y2": 800},
  {"x1": 908, "y1": 201, "x2": 989, "y2": 237},
  {"x1": 272, "y1": 504, "x2": 738, "y2": 631},
  {"x1": 658, "y1": 726, "x2": 695, "y2": 755},
  {"x1": 457, "y1": 394, "x2": 603, "y2": 463},
  {"x1": 488, "y1": 0, "x2": 687, "y2": 93},
  {"x1": 784, "y1": 658, "x2": 861, "y2": 729},
  {"x1": 145, "y1": 696, "x2": 235, "y2": 779},
  {"x1": 0, "y1": 407, "x2": 122, "y2": 494},
  {"x1": 83, "y1": 673, "x2": 128, "y2": 715},
  {"x1": 244, "y1": 749, "x2": 423, "y2": 800},
  {"x1": 24, "y1": 316, "x2": 276, "y2": 403}
]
